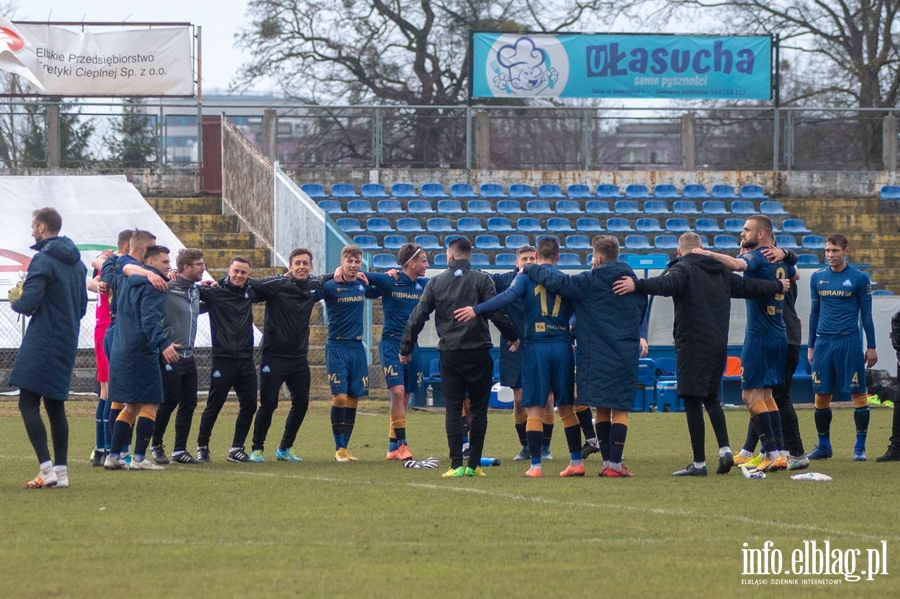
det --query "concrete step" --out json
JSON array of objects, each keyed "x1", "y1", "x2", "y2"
[
  {"x1": 793, "y1": 214, "x2": 900, "y2": 234},
  {"x1": 201, "y1": 249, "x2": 271, "y2": 270},
  {"x1": 207, "y1": 267, "x2": 285, "y2": 279},
  {"x1": 780, "y1": 198, "x2": 882, "y2": 215},
  {"x1": 162, "y1": 214, "x2": 239, "y2": 234},
  {"x1": 146, "y1": 197, "x2": 221, "y2": 215},
  {"x1": 179, "y1": 232, "x2": 256, "y2": 249}
]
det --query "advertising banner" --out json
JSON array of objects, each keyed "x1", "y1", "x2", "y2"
[
  {"x1": 472, "y1": 33, "x2": 772, "y2": 100},
  {"x1": 0, "y1": 21, "x2": 194, "y2": 96}
]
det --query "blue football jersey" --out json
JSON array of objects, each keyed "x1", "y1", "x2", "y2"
[{"x1": 365, "y1": 272, "x2": 428, "y2": 339}]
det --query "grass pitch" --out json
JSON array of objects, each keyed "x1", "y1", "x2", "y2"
[{"x1": 1, "y1": 399, "x2": 897, "y2": 599}]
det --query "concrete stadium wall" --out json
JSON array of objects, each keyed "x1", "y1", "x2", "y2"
[{"x1": 0, "y1": 168, "x2": 198, "y2": 197}]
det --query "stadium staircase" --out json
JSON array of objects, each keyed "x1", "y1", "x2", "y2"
[{"x1": 146, "y1": 196, "x2": 387, "y2": 398}]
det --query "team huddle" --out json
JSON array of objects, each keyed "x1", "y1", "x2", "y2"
[{"x1": 7, "y1": 208, "x2": 893, "y2": 487}]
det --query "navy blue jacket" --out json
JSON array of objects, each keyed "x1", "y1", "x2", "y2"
[
  {"x1": 526, "y1": 261, "x2": 647, "y2": 410},
  {"x1": 9, "y1": 236, "x2": 88, "y2": 400}
]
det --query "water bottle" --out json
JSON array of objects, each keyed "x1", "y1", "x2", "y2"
[
  {"x1": 426, "y1": 385, "x2": 434, "y2": 406},
  {"x1": 480, "y1": 457, "x2": 501, "y2": 467}
]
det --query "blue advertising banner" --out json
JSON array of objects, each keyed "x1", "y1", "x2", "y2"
[{"x1": 472, "y1": 33, "x2": 772, "y2": 100}]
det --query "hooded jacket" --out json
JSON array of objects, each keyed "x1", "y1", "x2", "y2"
[
  {"x1": 9, "y1": 236, "x2": 88, "y2": 400},
  {"x1": 198, "y1": 276, "x2": 263, "y2": 359}
]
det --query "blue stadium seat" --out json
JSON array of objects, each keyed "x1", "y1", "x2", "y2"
[
  {"x1": 585, "y1": 200, "x2": 612, "y2": 214},
  {"x1": 547, "y1": 218, "x2": 575, "y2": 232},
  {"x1": 636, "y1": 218, "x2": 663, "y2": 232},
  {"x1": 396, "y1": 218, "x2": 425, "y2": 233},
  {"x1": 526, "y1": 200, "x2": 553, "y2": 214},
  {"x1": 336, "y1": 218, "x2": 363, "y2": 233},
  {"x1": 575, "y1": 218, "x2": 603, "y2": 232},
  {"x1": 443, "y1": 234, "x2": 466, "y2": 248},
  {"x1": 701, "y1": 201, "x2": 728, "y2": 214},
  {"x1": 353, "y1": 235, "x2": 380, "y2": 250},
  {"x1": 433, "y1": 253, "x2": 448, "y2": 267},
  {"x1": 505, "y1": 234, "x2": 530, "y2": 249},
  {"x1": 759, "y1": 201, "x2": 788, "y2": 215},
  {"x1": 347, "y1": 199, "x2": 375, "y2": 214},
  {"x1": 802, "y1": 235, "x2": 826, "y2": 250},
  {"x1": 495, "y1": 253, "x2": 516, "y2": 266},
  {"x1": 436, "y1": 199, "x2": 464, "y2": 214},
  {"x1": 383, "y1": 235, "x2": 408, "y2": 250},
  {"x1": 796, "y1": 253, "x2": 820, "y2": 265},
  {"x1": 479, "y1": 183, "x2": 507, "y2": 198},
  {"x1": 509, "y1": 184, "x2": 535, "y2": 198},
  {"x1": 467, "y1": 200, "x2": 494, "y2": 214},
  {"x1": 782, "y1": 219, "x2": 811, "y2": 234},
  {"x1": 426, "y1": 217, "x2": 454, "y2": 232},
  {"x1": 420, "y1": 183, "x2": 448, "y2": 198},
  {"x1": 366, "y1": 217, "x2": 393, "y2": 232},
  {"x1": 475, "y1": 234, "x2": 502, "y2": 249},
  {"x1": 653, "y1": 184, "x2": 680, "y2": 198},
  {"x1": 625, "y1": 235, "x2": 652, "y2": 249},
  {"x1": 457, "y1": 217, "x2": 485, "y2": 232},
  {"x1": 665, "y1": 218, "x2": 691, "y2": 233},
  {"x1": 391, "y1": 183, "x2": 417, "y2": 198},
  {"x1": 606, "y1": 218, "x2": 634, "y2": 232},
  {"x1": 643, "y1": 200, "x2": 671, "y2": 214},
  {"x1": 536, "y1": 234, "x2": 561, "y2": 248},
  {"x1": 654, "y1": 235, "x2": 678, "y2": 249},
  {"x1": 450, "y1": 183, "x2": 477, "y2": 198},
  {"x1": 672, "y1": 200, "x2": 699, "y2": 214},
  {"x1": 556, "y1": 200, "x2": 583, "y2": 214},
  {"x1": 682, "y1": 184, "x2": 709, "y2": 198},
  {"x1": 694, "y1": 218, "x2": 723, "y2": 233},
  {"x1": 872, "y1": 289, "x2": 894, "y2": 295},
  {"x1": 497, "y1": 199, "x2": 524, "y2": 214},
  {"x1": 723, "y1": 218, "x2": 744, "y2": 233},
  {"x1": 373, "y1": 253, "x2": 400, "y2": 270},
  {"x1": 740, "y1": 185, "x2": 768, "y2": 199},
  {"x1": 414, "y1": 234, "x2": 441, "y2": 250},
  {"x1": 377, "y1": 199, "x2": 403, "y2": 214},
  {"x1": 614, "y1": 200, "x2": 641, "y2": 214},
  {"x1": 567, "y1": 184, "x2": 593, "y2": 198},
  {"x1": 361, "y1": 183, "x2": 389, "y2": 198},
  {"x1": 331, "y1": 183, "x2": 358, "y2": 198},
  {"x1": 711, "y1": 185, "x2": 737, "y2": 199},
  {"x1": 538, "y1": 184, "x2": 565, "y2": 198},
  {"x1": 730, "y1": 201, "x2": 756, "y2": 215},
  {"x1": 557, "y1": 253, "x2": 582, "y2": 267},
  {"x1": 713, "y1": 234, "x2": 739, "y2": 249},
  {"x1": 516, "y1": 217, "x2": 544, "y2": 232},
  {"x1": 775, "y1": 234, "x2": 799, "y2": 249},
  {"x1": 880, "y1": 185, "x2": 900, "y2": 199},
  {"x1": 487, "y1": 217, "x2": 515, "y2": 232},
  {"x1": 596, "y1": 184, "x2": 623, "y2": 198},
  {"x1": 318, "y1": 200, "x2": 344, "y2": 213},
  {"x1": 566, "y1": 235, "x2": 591, "y2": 249},
  {"x1": 406, "y1": 199, "x2": 434, "y2": 213},
  {"x1": 471, "y1": 253, "x2": 490, "y2": 267},
  {"x1": 624, "y1": 184, "x2": 651, "y2": 199},
  {"x1": 301, "y1": 183, "x2": 328, "y2": 199},
  {"x1": 698, "y1": 235, "x2": 710, "y2": 248}
]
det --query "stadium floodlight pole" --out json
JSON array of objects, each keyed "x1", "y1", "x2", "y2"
[{"x1": 773, "y1": 33, "x2": 780, "y2": 172}]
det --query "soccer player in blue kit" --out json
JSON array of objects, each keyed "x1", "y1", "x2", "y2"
[
  {"x1": 455, "y1": 238, "x2": 583, "y2": 478},
  {"x1": 807, "y1": 233, "x2": 878, "y2": 461},
  {"x1": 360, "y1": 243, "x2": 429, "y2": 460},
  {"x1": 696, "y1": 215, "x2": 795, "y2": 473}
]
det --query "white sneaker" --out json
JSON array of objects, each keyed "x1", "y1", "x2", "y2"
[
  {"x1": 104, "y1": 455, "x2": 127, "y2": 470},
  {"x1": 24, "y1": 468, "x2": 57, "y2": 489},
  {"x1": 53, "y1": 467, "x2": 69, "y2": 488},
  {"x1": 130, "y1": 458, "x2": 165, "y2": 471}
]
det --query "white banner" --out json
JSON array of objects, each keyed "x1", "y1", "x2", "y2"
[{"x1": 5, "y1": 23, "x2": 194, "y2": 96}]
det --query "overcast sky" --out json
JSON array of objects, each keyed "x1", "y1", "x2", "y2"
[{"x1": 10, "y1": 0, "x2": 256, "y2": 93}]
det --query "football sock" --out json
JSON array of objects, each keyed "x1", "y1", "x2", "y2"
[
  {"x1": 542, "y1": 411, "x2": 554, "y2": 449},
  {"x1": 854, "y1": 407, "x2": 869, "y2": 449},
  {"x1": 343, "y1": 398, "x2": 359, "y2": 446},
  {"x1": 95, "y1": 400, "x2": 105, "y2": 450},
  {"x1": 742, "y1": 418, "x2": 759, "y2": 454},
  {"x1": 514, "y1": 409, "x2": 527, "y2": 446},
  {"x1": 134, "y1": 413, "x2": 157, "y2": 460},
  {"x1": 595, "y1": 420, "x2": 611, "y2": 462},
  {"x1": 561, "y1": 414, "x2": 583, "y2": 459},
  {"x1": 110, "y1": 420, "x2": 133, "y2": 455},
  {"x1": 108, "y1": 402, "x2": 123, "y2": 450},
  {"x1": 694, "y1": 461, "x2": 705, "y2": 469},
  {"x1": 719, "y1": 446, "x2": 732, "y2": 457},
  {"x1": 391, "y1": 414, "x2": 407, "y2": 445},
  {"x1": 101, "y1": 399, "x2": 112, "y2": 450},
  {"x1": 526, "y1": 416, "x2": 543, "y2": 467},
  {"x1": 765, "y1": 398, "x2": 784, "y2": 451},
  {"x1": 750, "y1": 411, "x2": 777, "y2": 455},
  {"x1": 331, "y1": 406, "x2": 344, "y2": 449},
  {"x1": 609, "y1": 422, "x2": 628, "y2": 465},
  {"x1": 575, "y1": 405, "x2": 596, "y2": 443},
  {"x1": 814, "y1": 408, "x2": 833, "y2": 447}
]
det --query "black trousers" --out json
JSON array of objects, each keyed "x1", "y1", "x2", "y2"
[
  {"x1": 773, "y1": 344, "x2": 804, "y2": 456},
  {"x1": 440, "y1": 348, "x2": 494, "y2": 470},
  {"x1": 252, "y1": 354, "x2": 310, "y2": 451},
  {"x1": 154, "y1": 356, "x2": 198, "y2": 452},
  {"x1": 19, "y1": 388, "x2": 68, "y2": 466},
  {"x1": 197, "y1": 356, "x2": 258, "y2": 448}
]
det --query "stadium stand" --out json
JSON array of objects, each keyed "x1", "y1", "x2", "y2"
[
  {"x1": 782, "y1": 219, "x2": 812, "y2": 234},
  {"x1": 566, "y1": 235, "x2": 591, "y2": 249},
  {"x1": 526, "y1": 200, "x2": 553, "y2": 214},
  {"x1": 759, "y1": 200, "x2": 788, "y2": 215},
  {"x1": 713, "y1": 234, "x2": 739, "y2": 249},
  {"x1": 497, "y1": 199, "x2": 524, "y2": 213},
  {"x1": 457, "y1": 217, "x2": 485, "y2": 232},
  {"x1": 643, "y1": 200, "x2": 671, "y2": 214},
  {"x1": 373, "y1": 253, "x2": 400, "y2": 269},
  {"x1": 615, "y1": 200, "x2": 641, "y2": 214},
  {"x1": 479, "y1": 183, "x2": 507, "y2": 198},
  {"x1": 391, "y1": 183, "x2": 417, "y2": 198},
  {"x1": 471, "y1": 253, "x2": 490, "y2": 266},
  {"x1": 625, "y1": 184, "x2": 652, "y2": 199},
  {"x1": 396, "y1": 218, "x2": 425, "y2": 233},
  {"x1": 636, "y1": 218, "x2": 663, "y2": 232},
  {"x1": 596, "y1": 184, "x2": 623, "y2": 198},
  {"x1": 567, "y1": 184, "x2": 593, "y2": 198},
  {"x1": 376, "y1": 199, "x2": 403, "y2": 213},
  {"x1": 538, "y1": 184, "x2": 565, "y2": 198},
  {"x1": 348, "y1": 199, "x2": 375, "y2": 213},
  {"x1": 301, "y1": 183, "x2": 328, "y2": 199},
  {"x1": 547, "y1": 218, "x2": 575, "y2": 232},
  {"x1": 331, "y1": 183, "x2": 359, "y2": 198},
  {"x1": 437, "y1": 199, "x2": 465, "y2": 213},
  {"x1": 694, "y1": 218, "x2": 723, "y2": 233},
  {"x1": 730, "y1": 201, "x2": 756, "y2": 215},
  {"x1": 517, "y1": 217, "x2": 544, "y2": 232},
  {"x1": 682, "y1": 184, "x2": 709, "y2": 198},
  {"x1": 711, "y1": 185, "x2": 737, "y2": 199},
  {"x1": 558, "y1": 253, "x2": 583, "y2": 267},
  {"x1": 383, "y1": 235, "x2": 408, "y2": 250},
  {"x1": 467, "y1": 200, "x2": 494, "y2": 213},
  {"x1": 665, "y1": 218, "x2": 691, "y2": 233},
  {"x1": 495, "y1": 253, "x2": 516, "y2": 266},
  {"x1": 701, "y1": 200, "x2": 728, "y2": 214},
  {"x1": 802, "y1": 235, "x2": 826, "y2": 250},
  {"x1": 505, "y1": 234, "x2": 530, "y2": 248},
  {"x1": 336, "y1": 217, "x2": 363, "y2": 233},
  {"x1": 607, "y1": 218, "x2": 634, "y2": 232},
  {"x1": 450, "y1": 183, "x2": 477, "y2": 198},
  {"x1": 318, "y1": 200, "x2": 344, "y2": 213},
  {"x1": 361, "y1": 183, "x2": 389, "y2": 198},
  {"x1": 406, "y1": 199, "x2": 434, "y2": 213},
  {"x1": 509, "y1": 184, "x2": 535, "y2": 198},
  {"x1": 433, "y1": 254, "x2": 448, "y2": 267},
  {"x1": 775, "y1": 234, "x2": 799, "y2": 249},
  {"x1": 556, "y1": 200, "x2": 583, "y2": 214},
  {"x1": 475, "y1": 234, "x2": 502, "y2": 249},
  {"x1": 414, "y1": 234, "x2": 442, "y2": 250},
  {"x1": 426, "y1": 217, "x2": 454, "y2": 232},
  {"x1": 353, "y1": 235, "x2": 380, "y2": 250},
  {"x1": 585, "y1": 200, "x2": 612, "y2": 214},
  {"x1": 652, "y1": 184, "x2": 680, "y2": 198},
  {"x1": 367, "y1": 217, "x2": 393, "y2": 232},
  {"x1": 625, "y1": 235, "x2": 652, "y2": 249},
  {"x1": 740, "y1": 184, "x2": 768, "y2": 199},
  {"x1": 487, "y1": 217, "x2": 515, "y2": 232},
  {"x1": 723, "y1": 218, "x2": 744, "y2": 233},
  {"x1": 575, "y1": 217, "x2": 603, "y2": 232},
  {"x1": 880, "y1": 185, "x2": 900, "y2": 199},
  {"x1": 672, "y1": 200, "x2": 700, "y2": 214},
  {"x1": 421, "y1": 183, "x2": 449, "y2": 198},
  {"x1": 654, "y1": 235, "x2": 678, "y2": 249}
]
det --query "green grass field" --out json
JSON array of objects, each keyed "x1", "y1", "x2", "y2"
[{"x1": 1, "y1": 399, "x2": 898, "y2": 599}]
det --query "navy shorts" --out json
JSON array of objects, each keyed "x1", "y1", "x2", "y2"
[
  {"x1": 811, "y1": 334, "x2": 867, "y2": 395},
  {"x1": 499, "y1": 344, "x2": 522, "y2": 389},
  {"x1": 522, "y1": 341, "x2": 575, "y2": 408},
  {"x1": 741, "y1": 334, "x2": 786, "y2": 389},
  {"x1": 326, "y1": 344, "x2": 369, "y2": 397},
  {"x1": 379, "y1": 339, "x2": 422, "y2": 394}
]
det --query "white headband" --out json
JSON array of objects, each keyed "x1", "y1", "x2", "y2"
[{"x1": 403, "y1": 247, "x2": 423, "y2": 268}]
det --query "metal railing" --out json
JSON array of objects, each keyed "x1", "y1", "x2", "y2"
[{"x1": 2, "y1": 98, "x2": 898, "y2": 171}]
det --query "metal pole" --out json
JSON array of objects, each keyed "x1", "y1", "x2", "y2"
[
  {"x1": 465, "y1": 105, "x2": 472, "y2": 169},
  {"x1": 196, "y1": 26, "x2": 203, "y2": 169},
  {"x1": 373, "y1": 107, "x2": 382, "y2": 169},
  {"x1": 582, "y1": 109, "x2": 592, "y2": 171},
  {"x1": 772, "y1": 34, "x2": 780, "y2": 172}
]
